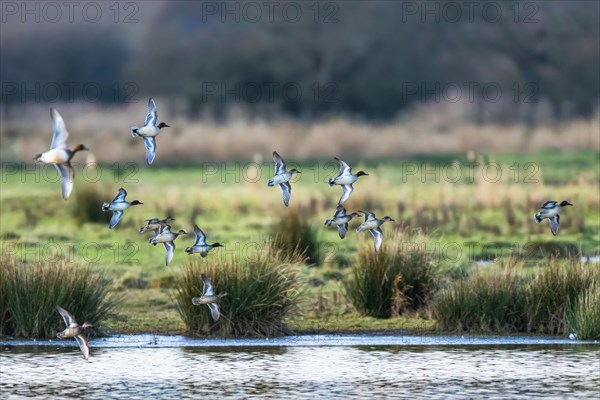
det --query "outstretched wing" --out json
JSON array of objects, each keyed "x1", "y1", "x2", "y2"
[
  {"x1": 202, "y1": 274, "x2": 215, "y2": 296},
  {"x1": 56, "y1": 306, "x2": 76, "y2": 328},
  {"x1": 273, "y1": 151, "x2": 287, "y2": 175},
  {"x1": 164, "y1": 241, "x2": 175, "y2": 266},
  {"x1": 279, "y1": 182, "x2": 292, "y2": 207},
  {"x1": 338, "y1": 223, "x2": 348, "y2": 239},
  {"x1": 549, "y1": 215, "x2": 560, "y2": 236},
  {"x1": 541, "y1": 201, "x2": 557, "y2": 209},
  {"x1": 193, "y1": 225, "x2": 207, "y2": 246},
  {"x1": 75, "y1": 335, "x2": 90, "y2": 360},
  {"x1": 360, "y1": 210, "x2": 376, "y2": 222},
  {"x1": 109, "y1": 211, "x2": 124, "y2": 229},
  {"x1": 207, "y1": 303, "x2": 220, "y2": 321},
  {"x1": 144, "y1": 137, "x2": 157, "y2": 165},
  {"x1": 50, "y1": 109, "x2": 69, "y2": 149},
  {"x1": 112, "y1": 188, "x2": 127, "y2": 203},
  {"x1": 334, "y1": 205, "x2": 346, "y2": 218},
  {"x1": 144, "y1": 98, "x2": 158, "y2": 127},
  {"x1": 338, "y1": 184, "x2": 353, "y2": 205},
  {"x1": 369, "y1": 228, "x2": 383, "y2": 252},
  {"x1": 54, "y1": 163, "x2": 74, "y2": 200},
  {"x1": 334, "y1": 157, "x2": 352, "y2": 175}
]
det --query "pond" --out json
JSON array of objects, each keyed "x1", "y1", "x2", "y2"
[{"x1": 1, "y1": 335, "x2": 598, "y2": 399}]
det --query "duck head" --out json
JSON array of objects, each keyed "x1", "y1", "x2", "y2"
[
  {"x1": 157, "y1": 122, "x2": 170, "y2": 129},
  {"x1": 131, "y1": 200, "x2": 143, "y2": 206},
  {"x1": 212, "y1": 243, "x2": 224, "y2": 248},
  {"x1": 82, "y1": 322, "x2": 94, "y2": 329},
  {"x1": 349, "y1": 212, "x2": 360, "y2": 217},
  {"x1": 356, "y1": 171, "x2": 368, "y2": 177},
  {"x1": 290, "y1": 168, "x2": 302, "y2": 175},
  {"x1": 177, "y1": 229, "x2": 188, "y2": 235},
  {"x1": 560, "y1": 201, "x2": 573, "y2": 207},
  {"x1": 73, "y1": 144, "x2": 89, "y2": 153},
  {"x1": 34, "y1": 153, "x2": 43, "y2": 160},
  {"x1": 185, "y1": 247, "x2": 193, "y2": 254},
  {"x1": 382, "y1": 216, "x2": 395, "y2": 222}
]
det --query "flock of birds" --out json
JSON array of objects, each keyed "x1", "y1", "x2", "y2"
[{"x1": 33, "y1": 98, "x2": 572, "y2": 360}]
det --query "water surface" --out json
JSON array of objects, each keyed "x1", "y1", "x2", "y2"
[{"x1": 1, "y1": 335, "x2": 598, "y2": 399}]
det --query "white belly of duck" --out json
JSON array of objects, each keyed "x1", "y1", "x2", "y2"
[
  {"x1": 153, "y1": 233, "x2": 177, "y2": 243},
  {"x1": 108, "y1": 202, "x2": 130, "y2": 211},
  {"x1": 138, "y1": 125, "x2": 161, "y2": 137},
  {"x1": 271, "y1": 173, "x2": 291, "y2": 185},
  {"x1": 40, "y1": 148, "x2": 70, "y2": 164},
  {"x1": 190, "y1": 245, "x2": 213, "y2": 254},
  {"x1": 357, "y1": 220, "x2": 380, "y2": 231},
  {"x1": 333, "y1": 175, "x2": 357, "y2": 185},
  {"x1": 538, "y1": 208, "x2": 560, "y2": 219}
]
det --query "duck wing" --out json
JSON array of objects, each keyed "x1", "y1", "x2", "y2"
[
  {"x1": 273, "y1": 151, "x2": 287, "y2": 175},
  {"x1": 74, "y1": 334, "x2": 90, "y2": 360},
  {"x1": 54, "y1": 163, "x2": 74, "y2": 200},
  {"x1": 56, "y1": 306, "x2": 76, "y2": 328},
  {"x1": 334, "y1": 205, "x2": 347, "y2": 218},
  {"x1": 109, "y1": 210, "x2": 124, "y2": 229},
  {"x1": 360, "y1": 210, "x2": 376, "y2": 222},
  {"x1": 144, "y1": 98, "x2": 158, "y2": 127},
  {"x1": 549, "y1": 215, "x2": 560, "y2": 236},
  {"x1": 50, "y1": 109, "x2": 69, "y2": 150},
  {"x1": 369, "y1": 228, "x2": 383, "y2": 252},
  {"x1": 202, "y1": 273, "x2": 216, "y2": 296},
  {"x1": 338, "y1": 223, "x2": 348, "y2": 239},
  {"x1": 541, "y1": 200, "x2": 557, "y2": 209},
  {"x1": 163, "y1": 241, "x2": 175, "y2": 266},
  {"x1": 334, "y1": 157, "x2": 352, "y2": 175},
  {"x1": 143, "y1": 137, "x2": 157, "y2": 165},
  {"x1": 338, "y1": 184, "x2": 353, "y2": 205},
  {"x1": 207, "y1": 303, "x2": 220, "y2": 321},
  {"x1": 279, "y1": 181, "x2": 292, "y2": 207},
  {"x1": 112, "y1": 188, "x2": 128, "y2": 203},
  {"x1": 193, "y1": 225, "x2": 207, "y2": 246}
]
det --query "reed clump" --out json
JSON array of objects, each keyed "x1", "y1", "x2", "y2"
[
  {"x1": 344, "y1": 232, "x2": 438, "y2": 318},
  {"x1": 0, "y1": 256, "x2": 117, "y2": 339},
  {"x1": 433, "y1": 257, "x2": 599, "y2": 338},
  {"x1": 173, "y1": 244, "x2": 304, "y2": 337},
  {"x1": 270, "y1": 207, "x2": 320, "y2": 264},
  {"x1": 72, "y1": 184, "x2": 112, "y2": 226}
]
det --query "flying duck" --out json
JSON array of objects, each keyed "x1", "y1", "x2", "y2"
[
  {"x1": 56, "y1": 306, "x2": 93, "y2": 361},
  {"x1": 192, "y1": 273, "x2": 229, "y2": 321},
  {"x1": 185, "y1": 224, "x2": 224, "y2": 257},
  {"x1": 149, "y1": 223, "x2": 187, "y2": 266},
  {"x1": 131, "y1": 98, "x2": 170, "y2": 165},
  {"x1": 267, "y1": 151, "x2": 301, "y2": 207},
  {"x1": 356, "y1": 210, "x2": 395, "y2": 252},
  {"x1": 328, "y1": 157, "x2": 368, "y2": 205},
  {"x1": 534, "y1": 200, "x2": 573, "y2": 235},
  {"x1": 324, "y1": 205, "x2": 360, "y2": 239},
  {"x1": 101, "y1": 188, "x2": 143, "y2": 229},
  {"x1": 34, "y1": 109, "x2": 88, "y2": 199},
  {"x1": 139, "y1": 216, "x2": 176, "y2": 233}
]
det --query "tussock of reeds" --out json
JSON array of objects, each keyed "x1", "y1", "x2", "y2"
[
  {"x1": 72, "y1": 184, "x2": 113, "y2": 226},
  {"x1": 433, "y1": 257, "x2": 600, "y2": 339},
  {"x1": 270, "y1": 208, "x2": 319, "y2": 264},
  {"x1": 0, "y1": 256, "x2": 117, "y2": 338},
  {"x1": 344, "y1": 232, "x2": 438, "y2": 318},
  {"x1": 173, "y1": 244, "x2": 303, "y2": 337}
]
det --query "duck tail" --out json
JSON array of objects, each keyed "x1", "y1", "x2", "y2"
[
  {"x1": 534, "y1": 213, "x2": 542, "y2": 223},
  {"x1": 324, "y1": 219, "x2": 332, "y2": 226},
  {"x1": 131, "y1": 126, "x2": 140, "y2": 137},
  {"x1": 328, "y1": 178, "x2": 335, "y2": 187},
  {"x1": 267, "y1": 179, "x2": 275, "y2": 187},
  {"x1": 101, "y1": 202, "x2": 110, "y2": 212}
]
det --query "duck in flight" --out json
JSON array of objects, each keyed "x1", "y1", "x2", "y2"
[
  {"x1": 101, "y1": 188, "x2": 143, "y2": 229},
  {"x1": 328, "y1": 157, "x2": 368, "y2": 205},
  {"x1": 356, "y1": 210, "x2": 394, "y2": 252},
  {"x1": 131, "y1": 98, "x2": 170, "y2": 165},
  {"x1": 267, "y1": 151, "x2": 301, "y2": 207},
  {"x1": 34, "y1": 109, "x2": 88, "y2": 199},
  {"x1": 149, "y1": 223, "x2": 187, "y2": 266},
  {"x1": 56, "y1": 306, "x2": 93, "y2": 361},
  {"x1": 534, "y1": 200, "x2": 573, "y2": 235},
  {"x1": 185, "y1": 224, "x2": 224, "y2": 257},
  {"x1": 324, "y1": 205, "x2": 360, "y2": 239},
  {"x1": 192, "y1": 273, "x2": 228, "y2": 321}
]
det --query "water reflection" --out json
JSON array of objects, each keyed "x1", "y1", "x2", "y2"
[{"x1": 1, "y1": 336, "x2": 598, "y2": 399}]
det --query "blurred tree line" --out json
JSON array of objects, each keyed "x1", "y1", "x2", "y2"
[{"x1": 1, "y1": 0, "x2": 598, "y2": 122}]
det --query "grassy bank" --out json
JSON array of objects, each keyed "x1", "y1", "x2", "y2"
[{"x1": 0, "y1": 150, "x2": 598, "y2": 338}]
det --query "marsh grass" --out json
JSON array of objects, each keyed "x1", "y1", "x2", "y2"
[
  {"x1": 173, "y1": 245, "x2": 304, "y2": 337},
  {"x1": 0, "y1": 256, "x2": 118, "y2": 338},
  {"x1": 72, "y1": 184, "x2": 112, "y2": 226},
  {"x1": 567, "y1": 279, "x2": 600, "y2": 340},
  {"x1": 345, "y1": 232, "x2": 438, "y2": 318},
  {"x1": 270, "y1": 208, "x2": 320, "y2": 264},
  {"x1": 433, "y1": 257, "x2": 599, "y2": 336}
]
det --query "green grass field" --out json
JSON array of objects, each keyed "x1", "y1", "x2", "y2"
[{"x1": 1, "y1": 149, "x2": 598, "y2": 335}]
